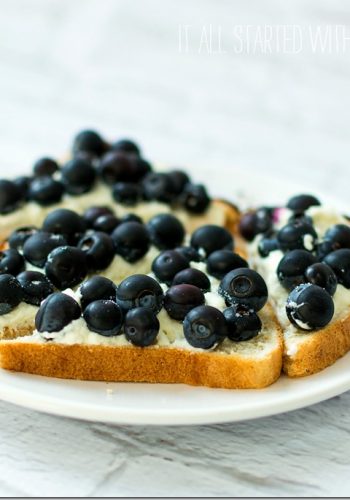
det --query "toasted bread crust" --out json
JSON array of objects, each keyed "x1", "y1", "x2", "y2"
[{"x1": 0, "y1": 324, "x2": 35, "y2": 341}]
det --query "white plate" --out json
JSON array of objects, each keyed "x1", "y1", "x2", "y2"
[{"x1": 0, "y1": 166, "x2": 349, "y2": 425}]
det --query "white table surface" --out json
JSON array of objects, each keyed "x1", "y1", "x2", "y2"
[{"x1": 0, "y1": 0, "x2": 350, "y2": 496}]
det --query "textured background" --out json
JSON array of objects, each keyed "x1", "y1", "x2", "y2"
[{"x1": 0, "y1": 0, "x2": 350, "y2": 496}]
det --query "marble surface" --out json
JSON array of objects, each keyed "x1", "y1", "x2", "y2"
[{"x1": 0, "y1": 0, "x2": 350, "y2": 496}]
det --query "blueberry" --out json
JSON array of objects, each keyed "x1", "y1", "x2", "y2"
[
  {"x1": 172, "y1": 268, "x2": 211, "y2": 292},
  {"x1": 83, "y1": 206, "x2": 114, "y2": 228},
  {"x1": 286, "y1": 284, "x2": 334, "y2": 331},
  {"x1": 324, "y1": 249, "x2": 350, "y2": 288},
  {"x1": 0, "y1": 274, "x2": 23, "y2": 315},
  {"x1": 14, "y1": 176, "x2": 32, "y2": 200},
  {"x1": 17, "y1": 271, "x2": 54, "y2": 306},
  {"x1": 8, "y1": 226, "x2": 38, "y2": 251},
  {"x1": 93, "y1": 214, "x2": 120, "y2": 234},
  {"x1": 179, "y1": 183, "x2": 210, "y2": 214},
  {"x1": 42, "y1": 208, "x2": 86, "y2": 245},
  {"x1": 28, "y1": 176, "x2": 65, "y2": 205},
  {"x1": 142, "y1": 172, "x2": 176, "y2": 203},
  {"x1": 112, "y1": 139, "x2": 141, "y2": 156},
  {"x1": 112, "y1": 182, "x2": 142, "y2": 206},
  {"x1": 277, "y1": 220, "x2": 317, "y2": 252},
  {"x1": 45, "y1": 246, "x2": 88, "y2": 289},
  {"x1": 305, "y1": 262, "x2": 337, "y2": 296},
  {"x1": 33, "y1": 157, "x2": 59, "y2": 177},
  {"x1": 61, "y1": 158, "x2": 96, "y2": 195},
  {"x1": 277, "y1": 249, "x2": 317, "y2": 291},
  {"x1": 151, "y1": 250, "x2": 189, "y2": 285},
  {"x1": 147, "y1": 214, "x2": 185, "y2": 250},
  {"x1": 206, "y1": 250, "x2": 248, "y2": 280},
  {"x1": 98, "y1": 151, "x2": 134, "y2": 184},
  {"x1": 0, "y1": 249, "x2": 25, "y2": 276},
  {"x1": 167, "y1": 170, "x2": 190, "y2": 195},
  {"x1": 183, "y1": 305, "x2": 227, "y2": 349},
  {"x1": 83, "y1": 300, "x2": 123, "y2": 336},
  {"x1": 116, "y1": 274, "x2": 164, "y2": 313},
  {"x1": 124, "y1": 307, "x2": 160, "y2": 347},
  {"x1": 175, "y1": 246, "x2": 201, "y2": 263},
  {"x1": 80, "y1": 276, "x2": 117, "y2": 310},
  {"x1": 224, "y1": 304, "x2": 262, "y2": 341},
  {"x1": 78, "y1": 232, "x2": 115, "y2": 271},
  {"x1": 120, "y1": 213, "x2": 143, "y2": 225},
  {"x1": 72, "y1": 129, "x2": 107, "y2": 157},
  {"x1": 288, "y1": 213, "x2": 313, "y2": 226},
  {"x1": 239, "y1": 208, "x2": 273, "y2": 242},
  {"x1": 258, "y1": 237, "x2": 280, "y2": 258},
  {"x1": 131, "y1": 158, "x2": 152, "y2": 182},
  {"x1": 323, "y1": 224, "x2": 350, "y2": 253},
  {"x1": 164, "y1": 284, "x2": 205, "y2": 321},
  {"x1": 219, "y1": 268, "x2": 268, "y2": 311},
  {"x1": 35, "y1": 292, "x2": 81, "y2": 333},
  {"x1": 112, "y1": 222, "x2": 150, "y2": 263},
  {"x1": 0, "y1": 179, "x2": 23, "y2": 214},
  {"x1": 287, "y1": 194, "x2": 321, "y2": 213},
  {"x1": 23, "y1": 232, "x2": 67, "y2": 268},
  {"x1": 190, "y1": 225, "x2": 234, "y2": 257}
]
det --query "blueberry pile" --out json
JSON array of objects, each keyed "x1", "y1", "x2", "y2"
[
  {"x1": 239, "y1": 193, "x2": 350, "y2": 331},
  {"x1": 0, "y1": 130, "x2": 211, "y2": 216}
]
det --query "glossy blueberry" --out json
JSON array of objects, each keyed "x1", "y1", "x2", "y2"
[
  {"x1": 183, "y1": 305, "x2": 227, "y2": 349},
  {"x1": 35, "y1": 292, "x2": 81, "y2": 333},
  {"x1": 124, "y1": 307, "x2": 159, "y2": 347},
  {"x1": 83, "y1": 300, "x2": 123, "y2": 336},
  {"x1": 61, "y1": 158, "x2": 96, "y2": 195},
  {"x1": 130, "y1": 158, "x2": 152, "y2": 182},
  {"x1": 112, "y1": 182, "x2": 142, "y2": 206},
  {"x1": 23, "y1": 232, "x2": 67, "y2": 268},
  {"x1": 33, "y1": 157, "x2": 59, "y2": 177},
  {"x1": 286, "y1": 194, "x2": 321, "y2": 213},
  {"x1": 142, "y1": 172, "x2": 176, "y2": 203},
  {"x1": 83, "y1": 206, "x2": 114, "y2": 228},
  {"x1": 112, "y1": 139, "x2": 140, "y2": 156},
  {"x1": 112, "y1": 222, "x2": 150, "y2": 263},
  {"x1": 286, "y1": 284, "x2": 334, "y2": 331},
  {"x1": 258, "y1": 237, "x2": 280, "y2": 258},
  {"x1": 98, "y1": 151, "x2": 134, "y2": 184},
  {"x1": 224, "y1": 304, "x2": 262, "y2": 341},
  {"x1": 80, "y1": 276, "x2": 117, "y2": 310},
  {"x1": 277, "y1": 220, "x2": 317, "y2": 252},
  {"x1": 175, "y1": 246, "x2": 201, "y2": 263},
  {"x1": 147, "y1": 214, "x2": 185, "y2": 250},
  {"x1": 179, "y1": 183, "x2": 210, "y2": 214},
  {"x1": 323, "y1": 224, "x2": 350, "y2": 253},
  {"x1": 120, "y1": 213, "x2": 143, "y2": 225},
  {"x1": 206, "y1": 250, "x2": 248, "y2": 280},
  {"x1": 17, "y1": 271, "x2": 54, "y2": 306},
  {"x1": 0, "y1": 179, "x2": 23, "y2": 214},
  {"x1": 0, "y1": 274, "x2": 23, "y2": 315},
  {"x1": 167, "y1": 170, "x2": 190, "y2": 195},
  {"x1": 190, "y1": 225, "x2": 234, "y2": 257},
  {"x1": 8, "y1": 226, "x2": 38, "y2": 251},
  {"x1": 239, "y1": 208, "x2": 273, "y2": 242},
  {"x1": 28, "y1": 176, "x2": 64, "y2": 205},
  {"x1": 42, "y1": 208, "x2": 86, "y2": 245},
  {"x1": 116, "y1": 274, "x2": 164, "y2": 313},
  {"x1": 172, "y1": 268, "x2": 211, "y2": 292},
  {"x1": 164, "y1": 284, "x2": 205, "y2": 321},
  {"x1": 14, "y1": 176, "x2": 31, "y2": 200},
  {"x1": 0, "y1": 249, "x2": 25, "y2": 276},
  {"x1": 93, "y1": 214, "x2": 120, "y2": 234},
  {"x1": 72, "y1": 129, "x2": 106, "y2": 157},
  {"x1": 78, "y1": 231, "x2": 115, "y2": 271},
  {"x1": 323, "y1": 249, "x2": 350, "y2": 288},
  {"x1": 151, "y1": 250, "x2": 189, "y2": 285},
  {"x1": 219, "y1": 268, "x2": 268, "y2": 311},
  {"x1": 305, "y1": 262, "x2": 337, "y2": 296},
  {"x1": 277, "y1": 249, "x2": 317, "y2": 291},
  {"x1": 288, "y1": 212, "x2": 314, "y2": 226},
  {"x1": 45, "y1": 246, "x2": 88, "y2": 289}
]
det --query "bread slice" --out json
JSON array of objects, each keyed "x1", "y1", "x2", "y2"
[{"x1": 0, "y1": 304, "x2": 282, "y2": 389}]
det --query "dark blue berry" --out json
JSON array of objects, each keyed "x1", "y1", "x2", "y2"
[
  {"x1": 80, "y1": 276, "x2": 117, "y2": 310},
  {"x1": 78, "y1": 231, "x2": 115, "y2": 271},
  {"x1": 98, "y1": 151, "x2": 134, "y2": 184},
  {"x1": 0, "y1": 274, "x2": 23, "y2": 315},
  {"x1": 45, "y1": 246, "x2": 88, "y2": 290},
  {"x1": 17, "y1": 271, "x2": 54, "y2": 306},
  {"x1": 72, "y1": 130, "x2": 107, "y2": 157},
  {"x1": 164, "y1": 284, "x2": 205, "y2": 321},
  {"x1": 42, "y1": 208, "x2": 86, "y2": 245},
  {"x1": 112, "y1": 182, "x2": 142, "y2": 206},
  {"x1": 23, "y1": 232, "x2": 67, "y2": 268},
  {"x1": 172, "y1": 268, "x2": 211, "y2": 292},
  {"x1": 124, "y1": 307, "x2": 159, "y2": 347},
  {"x1": 0, "y1": 249, "x2": 25, "y2": 276},
  {"x1": 83, "y1": 206, "x2": 114, "y2": 228},
  {"x1": 14, "y1": 176, "x2": 31, "y2": 200},
  {"x1": 323, "y1": 249, "x2": 350, "y2": 288},
  {"x1": 224, "y1": 304, "x2": 262, "y2": 341},
  {"x1": 93, "y1": 214, "x2": 120, "y2": 234},
  {"x1": 130, "y1": 158, "x2": 152, "y2": 182},
  {"x1": 151, "y1": 250, "x2": 188, "y2": 285},
  {"x1": 116, "y1": 274, "x2": 164, "y2": 313},
  {"x1": 183, "y1": 305, "x2": 227, "y2": 349},
  {"x1": 33, "y1": 157, "x2": 59, "y2": 177},
  {"x1": 112, "y1": 139, "x2": 140, "y2": 156},
  {"x1": 147, "y1": 214, "x2": 185, "y2": 250},
  {"x1": 0, "y1": 179, "x2": 23, "y2": 214},
  {"x1": 277, "y1": 220, "x2": 317, "y2": 252},
  {"x1": 323, "y1": 224, "x2": 350, "y2": 253},
  {"x1": 142, "y1": 172, "x2": 176, "y2": 203},
  {"x1": 180, "y1": 183, "x2": 210, "y2": 214},
  {"x1": 35, "y1": 292, "x2": 81, "y2": 333},
  {"x1": 8, "y1": 226, "x2": 38, "y2": 251},
  {"x1": 239, "y1": 208, "x2": 273, "y2": 241},
  {"x1": 167, "y1": 170, "x2": 190, "y2": 195},
  {"x1": 190, "y1": 225, "x2": 234, "y2": 257},
  {"x1": 286, "y1": 284, "x2": 334, "y2": 331},
  {"x1": 112, "y1": 222, "x2": 150, "y2": 263},
  {"x1": 61, "y1": 158, "x2": 96, "y2": 195},
  {"x1": 120, "y1": 213, "x2": 143, "y2": 224},
  {"x1": 175, "y1": 246, "x2": 201, "y2": 263},
  {"x1": 277, "y1": 250, "x2": 317, "y2": 291},
  {"x1": 28, "y1": 176, "x2": 64, "y2": 205},
  {"x1": 305, "y1": 262, "x2": 337, "y2": 296},
  {"x1": 83, "y1": 300, "x2": 123, "y2": 336},
  {"x1": 287, "y1": 194, "x2": 320, "y2": 213},
  {"x1": 258, "y1": 237, "x2": 279, "y2": 257},
  {"x1": 219, "y1": 268, "x2": 268, "y2": 311},
  {"x1": 206, "y1": 250, "x2": 248, "y2": 280}
]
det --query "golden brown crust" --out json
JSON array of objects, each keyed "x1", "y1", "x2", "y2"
[{"x1": 0, "y1": 324, "x2": 34, "y2": 340}]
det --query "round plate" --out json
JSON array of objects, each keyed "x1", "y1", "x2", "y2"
[{"x1": 0, "y1": 166, "x2": 349, "y2": 425}]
